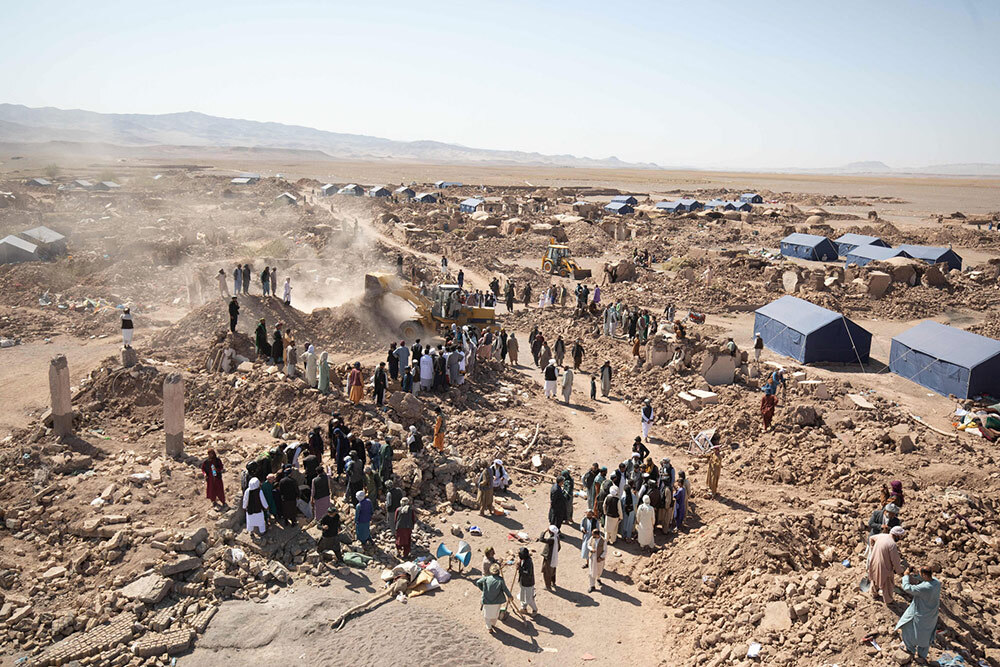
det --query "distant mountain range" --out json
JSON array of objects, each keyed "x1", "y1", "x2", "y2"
[
  {"x1": 0, "y1": 103, "x2": 659, "y2": 169},
  {"x1": 789, "y1": 160, "x2": 1000, "y2": 177},
  {"x1": 1, "y1": 104, "x2": 997, "y2": 176}
]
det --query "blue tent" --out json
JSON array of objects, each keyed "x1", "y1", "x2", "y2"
[
  {"x1": 704, "y1": 199, "x2": 725, "y2": 209},
  {"x1": 611, "y1": 195, "x2": 638, "y2": 206},
  {"x1": 897, "y1": 245, "x2": 963, "y2": 271},
  {"x1": 739, "y1": 193, "x2": 763, "y2": 203},
  {"x1": 414, "y1": 192, "x2": 437, "y2": 203},
  {"x1": 754, "y1": 296, "x2": 871, "y2": 364},
  {"x1": 604, "y1": 202, "x2": 634, "y2": 215},
  {"x1": 833, "y1": 233, "x2": 888, "y2": 257},
  {"x1": 459, "y1": 197, "x2": 483, "y2": 213},
  {"x1": 655, "y1": 201, "x2": 681, "y2": 212},
  {"x1": 677, "y1": 198, "x2": 703, "y2": 212},
  {"x1": 889, "y1": 321, "x2": 1000, "y2": 398},
  {"x1": 844, "y1": 244, "x2": 911, "y2": 267},
  {"x1": 779, "y1": 233, "x2": 838, "y2": 261}
]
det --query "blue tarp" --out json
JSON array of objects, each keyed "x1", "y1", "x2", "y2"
[
  {"x1": 897, "y1": 245, "x2": 963, "y2": 271},
  {"x1": 780, "y1": 233, "x2": 838, "y2": 261},
  {"x1": 844, "y1": 244, "x2": 911, "y2": 267},
  {"x1": 834, "y1": 233, "x2": 888, "y2": 256},
  {"x1": 753, "y1": 295, "x2": 871, "y2": 364},
  {"x1": 611, "y1": 195, "x2": 638, "y2": 205},
  {"x1": 889, "y1": 321, "x2": 1000, "y2": 398}
]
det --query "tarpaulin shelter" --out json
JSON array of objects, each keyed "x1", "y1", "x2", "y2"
[
  {"x1": 779, "y1": 233, "x2": 838, "y2": 261},
  {"x1": 604, "y1": 202, "x2": 633, "y2": 215},
  {"x1": 844, "y1": 244, "x2": 911, "y2": 267},
  {"x1": 897, "y1": 245, "x2": 963, "y2": 271},
  {"x1": 459, "y1": 198, "x2": 483, "y2": 213},
  {"x1": 889, "y1": 321, "x2": 1000, "y2": 398},
  {"x1": 833, "y1": 233, "x2": 888, "y2": 257},
  {"x1": 611, "y1": 195, "x2": 638, "y2": 206},
  {"x1": 754, "y1": 295, "x2": 871, "y2": 364}
]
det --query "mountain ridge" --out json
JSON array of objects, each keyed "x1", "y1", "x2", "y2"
[{"x1": 0, "y1": 104, "x2": 659, "y2": 169}]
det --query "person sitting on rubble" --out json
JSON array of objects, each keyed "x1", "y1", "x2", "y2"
[
  {"x1": 492, "y1": 459, "x2": 511, "y2": 491},
  {"x1": 673, "y1": 320, "x2": 686, "y2": 340},
  {"x1": 725, "y1": 337, "x2": 738, "y2": 357}
]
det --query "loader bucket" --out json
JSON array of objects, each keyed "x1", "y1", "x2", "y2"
[{"x1": 572, "y1": 267, "x2": 592, "y2": 280}]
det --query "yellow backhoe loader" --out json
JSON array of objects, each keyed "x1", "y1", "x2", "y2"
[
  {"x1": 541, "y1": 242, "x2": 591, "y2": 279},
  {"x1": 364, "y1": 272, "x2": 497, "y2": 339}
]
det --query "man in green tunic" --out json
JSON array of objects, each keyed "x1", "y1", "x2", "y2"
[
  {"x1": 475, "y1": 563, "x2": 512, "y2": 633},
  {"x1": 895, "y1": 566, "x2": 941, "y2": 661}
]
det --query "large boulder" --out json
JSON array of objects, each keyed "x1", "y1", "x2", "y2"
[
  {"x1": 866, "y1": 271, "x2": 892, "y2": 298},
  {"x1": 386, "y1": 391, "x2": 424, "y2": 425},
  {"x1": 605, "y1": 259, "x2": 637, "y2": 283}
]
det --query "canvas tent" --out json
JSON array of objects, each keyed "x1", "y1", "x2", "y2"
[
  {"x1": 833, "y1": 233, "x2": 888, "y2": 257},
  {"x1": 897, "y1": 245, "x2": 963, "y2": 271},
  {"x1": 604, "y1": 202, "x2": 633, "y2": 215},
  {"x1": 0, "y1": 235, "x2": 40, "y2": 264},
  {"x1": 753, "y1": 295, "x2": 871, "y2": 364},
  {"x1": 779, "y1": 233, "x2": 838, "y2": 261},
  {"x1": 889, "y1": 321, "x2": 1000, "y2": 398},
  {"x1": 611, "y1": 195, "x2": 638, "y2": 206},
  {"x1": 844, "y1": 244, "x2": 911, "y2": 267},
  {"x1": 20, "y1": 226, "x2": 67, "y2": 257},
  {"x1": 459, "y1": 198, "x2": 484, "y2": 213}
]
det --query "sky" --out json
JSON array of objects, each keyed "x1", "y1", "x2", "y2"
[{"x1": 1, "y1": 0, "x2": 999, "y2": 169}]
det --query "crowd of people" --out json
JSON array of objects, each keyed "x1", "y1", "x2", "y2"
[
  {"x1": 210, "y1": 409, "x2": 426, "y2": 563},
  {"x1": 203, "y1": 257, "x2": 942, "y2": 660},
  {"x1": 469, "y1": 435, "x2": 692, "y2": 626}
]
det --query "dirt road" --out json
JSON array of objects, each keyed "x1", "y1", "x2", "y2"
[{"x1": 0, "y1": 334, "x2": 122, "y2": 437}]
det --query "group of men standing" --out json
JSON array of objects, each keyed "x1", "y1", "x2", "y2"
[{"x1": 216, "y1": 264, "x2": 292, "y2": 305}]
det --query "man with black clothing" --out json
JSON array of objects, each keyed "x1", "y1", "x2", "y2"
[
  {"x1": 317, "y1": 510, "x2": 343, "y2": 562},
  {"x1": 277, "y1": 471, "x2": 299, "y2": 526},
  {"x1": 228, "y1": 296, "x2": 239, "y2": 334},
  {"x1": 373, "y1": 362, "x2": 388, "y2": 407}
]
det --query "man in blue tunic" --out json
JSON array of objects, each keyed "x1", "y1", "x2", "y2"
[{"x1": 895, "y1": 566, "x2": 941, "y2": 661}]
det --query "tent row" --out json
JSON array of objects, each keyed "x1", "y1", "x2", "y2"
[
  {"x1": 754, "y1": 296, "x2": 999, "y2": 398},
  {"x1": 779, "y1": 233, "x2": 963, "y2": 270}
]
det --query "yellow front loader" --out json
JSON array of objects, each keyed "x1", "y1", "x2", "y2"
[{"x1": 364, "y1": 272, "x2": 497, "y2": 339}]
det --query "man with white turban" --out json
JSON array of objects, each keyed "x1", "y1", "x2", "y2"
[
  {"x1": 636, "y1": 494, "x2": 656, "y2": 549},
  {"x1": 868, "y1": 526, "x2": 905, "y2": 604},
  {"x1": 539, "y1": 524, "x2": 560, "y2": 590},
  {"x1": 543, "y1": 359, "x2": 558, "y2": 398},
  {"x1": 242, "y1": 477, "x2": 268, "y2": 536},
  {"x1": 492, "y1": 459, "x2": 511, "y2": 491},
  {"x1": 603, "y1": 485, "x2": 622, "y2": 545}
]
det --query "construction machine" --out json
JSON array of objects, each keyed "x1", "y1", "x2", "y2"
[
  {"x1": 541, "y1": 241, "x2": 591, "y2": 279},
  {"x1": 364, "y1": 272, "x2": 497, "y2": 339}
]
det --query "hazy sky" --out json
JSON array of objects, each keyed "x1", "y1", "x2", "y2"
[{"x1": 2, "y1": 1, "x2": 999, "y2": 169}]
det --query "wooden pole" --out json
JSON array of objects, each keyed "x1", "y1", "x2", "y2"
[{"x1": 506, "y1": 465, "x2": 558, "y2": 482}]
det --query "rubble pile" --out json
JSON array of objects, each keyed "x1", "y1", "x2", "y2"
[{"x1": 639, "y1": 484, "x2": 1000, "y2": 665}]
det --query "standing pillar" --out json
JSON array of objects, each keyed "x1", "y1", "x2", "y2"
[
  {"x1": 163, "y1": 373, "x2": 185, "y2": 458},
  {"x1": 48, "y1": 355, "x2": 73, "y2": 437}
]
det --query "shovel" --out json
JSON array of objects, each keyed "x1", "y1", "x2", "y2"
[{"x1": 858, "y1": 576, "x2": 871, "y2": 593}]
